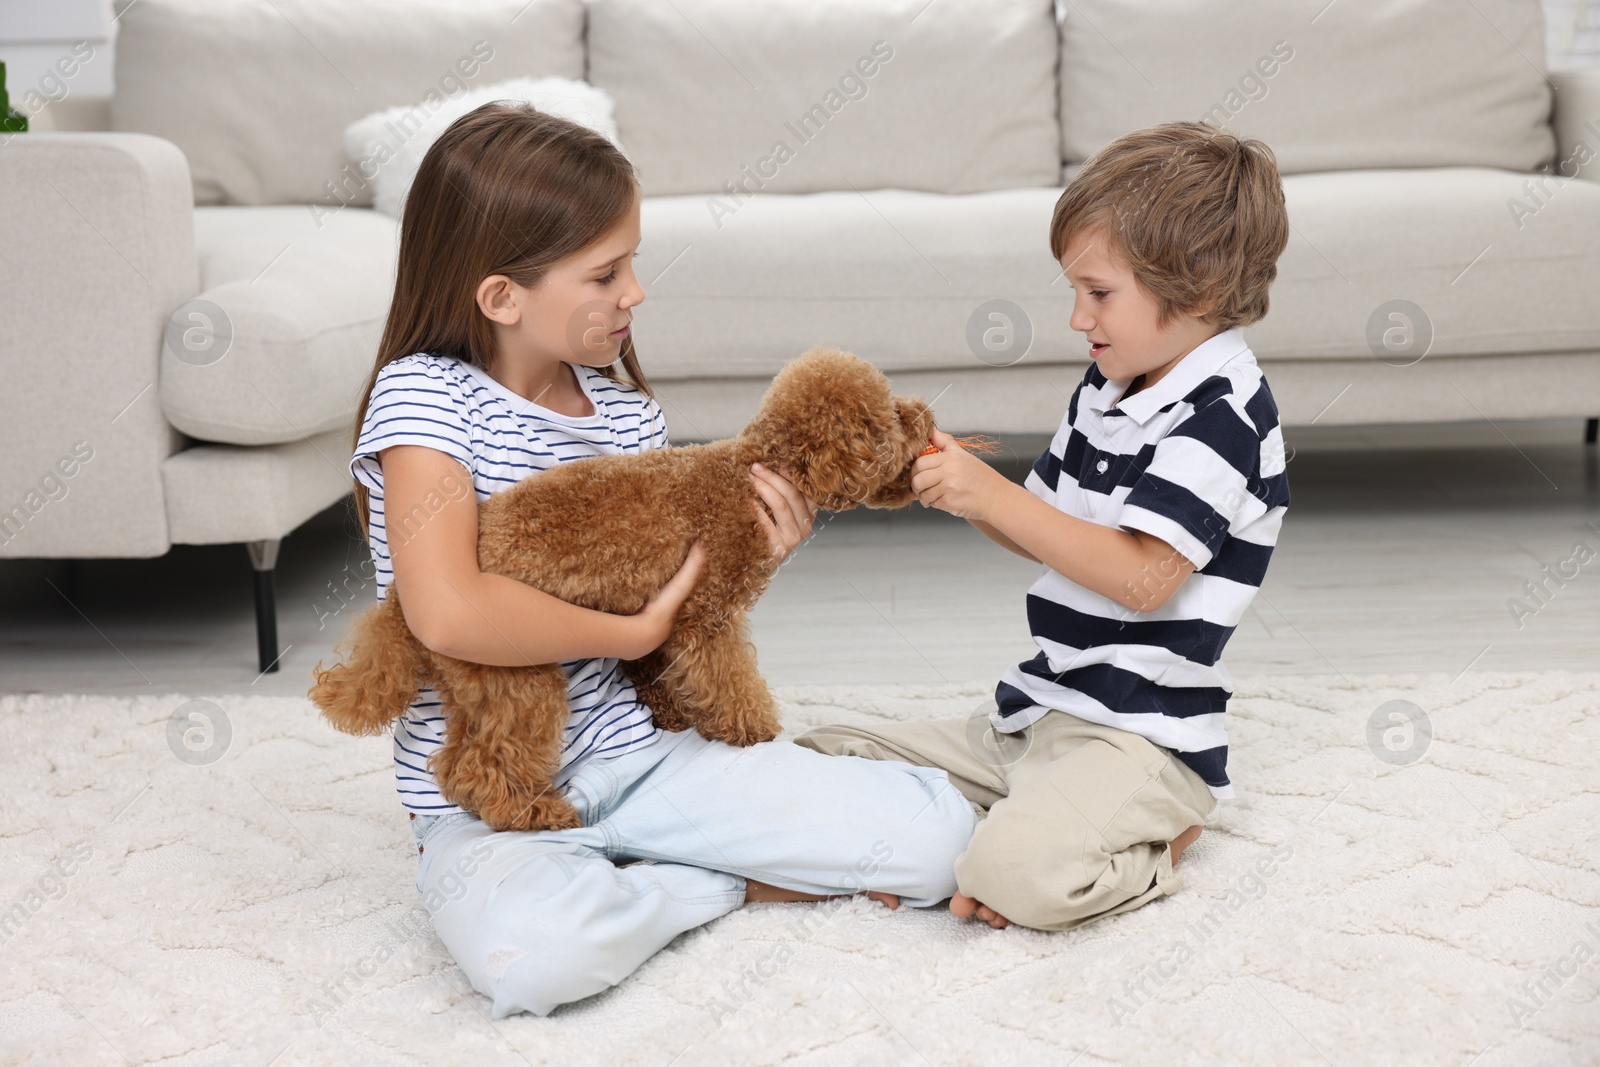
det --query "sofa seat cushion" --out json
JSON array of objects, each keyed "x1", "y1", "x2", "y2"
[
  {"x1": 159, "y1": 206, "x2": 398, "y2": 446},
  {"x1": 634, "y1": 187, "x2": 1073, "y2": 379},
  {"x1": 160, "y1": 167, "x2": 1600, "y2": 441},
  {"x1": 1259, "y1": 167, "x2": 1600, "y2": 363},
  {"x1": 163, "y1": 430, "x2": 354, "y2": 546},
  {"x1": 634, "y1": 166, "x2": 1600, "y2": 381}
]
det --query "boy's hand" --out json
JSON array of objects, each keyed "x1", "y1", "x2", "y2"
[{"x1": 911, "y1": 429, "x2": 1014, "y2": 522}]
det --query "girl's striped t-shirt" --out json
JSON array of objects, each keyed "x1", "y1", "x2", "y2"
[{"x1": 351, "y1": 353, "x2": 669, "y2": 816}]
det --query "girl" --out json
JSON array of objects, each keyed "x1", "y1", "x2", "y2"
[{"x1": 346, "y1": 103, "x2": 977, "y2": 1019}]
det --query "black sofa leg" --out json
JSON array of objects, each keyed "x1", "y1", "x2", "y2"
[
  {"x1": 248, "y1": 539, "x2": 281, "y2": 673},
  {"x1": 1586, "y1": 418, "x2": 1597, "y2": 446}
]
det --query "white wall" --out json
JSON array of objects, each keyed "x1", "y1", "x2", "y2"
[
  {"x1": 0, "y1": 0, "x2": 114, "y2": 121},
  {"x1": 1547, "y1": 0, "x2": 1600, "y2": 65}
]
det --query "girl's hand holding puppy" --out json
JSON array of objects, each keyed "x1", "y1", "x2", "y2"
[
  {"x1": 622, "y1": 538, "x2": 708, "y2": 660},
  {"x1": 614, "y1": 460, "x2": 819, "y2": 662},
  {"x1": 615, "y1": 463, "x2": 814, "y2": 662},
  {"x1": 629, "y1": 463, "x2": 813, "y2": 663},
  {"x1": 911, "y1": 429, "x2": 1015, "y2": 522},
  {"x1": 749, "y1": 462, "x2": 818, "y2": 565}
]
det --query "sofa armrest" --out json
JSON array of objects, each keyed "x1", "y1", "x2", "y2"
[
  {"x1": 1551, "y1": 67, "x2": 1600, "y2": 182},
  {"x1": 0, "y1": 132, "x2": 197, "y2": 558}
]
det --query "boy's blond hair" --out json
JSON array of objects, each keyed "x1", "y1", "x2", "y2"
[{"x1": 1050, "y1": 120, "x2": 1289, "y2": 333}]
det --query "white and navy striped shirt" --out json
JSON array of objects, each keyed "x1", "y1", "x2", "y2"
[
  {"x1": 993, "y1": 328, "x2": 1289, "y2": 800},
  {"x1": 351, "y1": 353, "x2": 670, "y2": 815}
]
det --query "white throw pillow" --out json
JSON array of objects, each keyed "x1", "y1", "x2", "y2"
[{"x1": 344, "y1": 76, "x2": 624, "y2": 217}]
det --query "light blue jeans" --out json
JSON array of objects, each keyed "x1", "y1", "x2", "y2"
[{"x1": 408, "y1": 728, "x2": 977, "y2": 1018}]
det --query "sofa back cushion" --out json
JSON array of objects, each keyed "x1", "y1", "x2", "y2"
[
  {"x1": 587, "y1": 0, "x2": 1061, "y2": 198},
  {"x1": 112, "y1": 0, "x2": 585, "y2": 206},
  {"x1": 1059, "y1": 0, "x2": 1555, "y2": 175}
]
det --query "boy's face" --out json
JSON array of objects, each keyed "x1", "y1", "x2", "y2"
[{"x1": 1059, "y1": 225, "x2": 1219, "y2": 390}]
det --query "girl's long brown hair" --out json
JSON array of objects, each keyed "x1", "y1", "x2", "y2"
[{"x1": 352, "y1": 103, "x2": 652, "y2": 527}]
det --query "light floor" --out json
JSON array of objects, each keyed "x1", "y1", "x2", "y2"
[{"x1": 1, "y1": 419, "x2": 1598, "y2": 697}]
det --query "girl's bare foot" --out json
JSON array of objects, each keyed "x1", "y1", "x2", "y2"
[
  {"x1": 743, "y1": 877, "x2": 899, "y2": 910},
  {"x1": 950, "y1": 891, "x2": 1011, "y2": 928}
]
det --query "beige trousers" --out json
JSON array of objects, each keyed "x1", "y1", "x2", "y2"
[{"x1": 794, "y1": 708, "x2": 1219, "y2": 932}]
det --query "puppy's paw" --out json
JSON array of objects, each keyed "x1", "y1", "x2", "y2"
[
  {"x1": 648, "y1": 703, "x2": 696, "y2": 732},
  {"x1": 627, "y1": 665, "x2": 696, "y2": 732},
  {"x1": 529, "y1": 796, "x2": 584, "y2": 832},
  {"x1": 477, "y1": 790, "x2": 584, "y2": 833},
  {"x1": 699, "y1": 711, "x2": 781, "y2": 748}
]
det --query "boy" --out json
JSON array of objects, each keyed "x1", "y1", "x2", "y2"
[{"x1": 796, "y1": 121, "x2": 1292, "y2": 931}]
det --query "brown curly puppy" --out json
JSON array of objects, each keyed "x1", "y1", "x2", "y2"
[{"x1": 311, "y1": 347, "x2": 935, "y2": 832}]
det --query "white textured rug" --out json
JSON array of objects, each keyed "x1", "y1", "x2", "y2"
[{"x1": 3, "y1": 674, "x2": 1599, "y2": 1067}]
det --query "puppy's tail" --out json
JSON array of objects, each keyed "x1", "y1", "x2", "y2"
[{"x1": 310, "y1": 597, "x2": 426, "y2": 736}]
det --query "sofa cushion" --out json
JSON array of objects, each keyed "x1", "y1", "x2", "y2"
[
  {"x1": 634, "y1": 187, "x2": 1073, "y2": 378},
  {"x1": 1255, "y1": 166, "x2": 1600, "y2": 362},
  {"x1": 632, "y1": 166, "x2": 1600, "y2": 380},
  {"x1": 112, "y1": 0, "x2": 585, "y2": 207},
  {"x1": 1059, "y1": 0, "x2": 1555, "y2": 176},
  {"x1": 161, "y1": 169, "x2": 1600, "y2": 444},
  {"x1": 163, "y1": 430, "x2": 355, "y2": 546},
  {"x1": 159, "y1": 207, "x2": 398, "y2": 446},
  {"x1": 588, "y1": 0, "x2": 1061, "y2": 198}
]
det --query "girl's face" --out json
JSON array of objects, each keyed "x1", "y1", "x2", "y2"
[
  {"x1": 1059, "y1": 224, "x2": 1216, "y2": 391},
  {"x1": 478, "y1": 198, "x2": 645, "y2": 371}
]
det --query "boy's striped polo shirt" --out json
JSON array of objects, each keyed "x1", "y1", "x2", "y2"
[{"x1": 992, "y1": 327, "x2": 1290, "y2": 799}]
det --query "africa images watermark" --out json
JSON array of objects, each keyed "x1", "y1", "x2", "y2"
[
  {"x1": 0, "y1": 440, "x2": 95, "y2": 548},
  {"x1": 966, "y1": 299, "x2": 1034, "y2": 367},
  {"x1": 0, "y1": 40, "x2": 97, "y2": 148},
  {"x1": 1107, "y1": 840, "x2": 1295, "y2": 1025},
  {"x1": 0, "y1": 840, "x2": 94, "y2": 946},
  {"x1": 1120, "y1": 460, "x2": 1289, "y2": 612},
  {"x1": 1197, "y1": 40, "x2": 1295, "y2": 130},
  {"x1": 1505, "y1": 917, "x2": 1600, "y2": 1031},
  {"x1": 167, "y1": 699, "x2": 232, "y2": 766},
  {"x1": 302, "y1": 838, "x2": 496, "y2": 1026},
  {"x1": 1507, "y1": 114, "x2": 1600, "y2": 230},
  {"x1": 1505, "y1": 522, "x2": 1600, "y2": 631},
  {"x1": 704, "y1": 839, "x2": 896, "y2": 1027},
  {"x1": 1367, "y1": 699, "x2": 1431, "y2": 766},
  {"x1": 705, "y1": 40, "x2": 896, "y2": 229},
  {"x1": 1366, "y1": 299, "x2": 1434, "y2": 367},
  {"x1": 309, "y1": 41, "x2": 497, "y2": 228},
  {"x1": 314, "y1": 469, "x2": 473, "y2": 631}
]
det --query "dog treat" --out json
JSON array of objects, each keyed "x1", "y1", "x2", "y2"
[{"x1": 919, "y1": 434, "x2": 1002, "y2": 458}]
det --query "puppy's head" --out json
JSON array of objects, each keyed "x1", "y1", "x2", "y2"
[{"x1": 743, "y1": 347, "x2": 935, "y2": 512}]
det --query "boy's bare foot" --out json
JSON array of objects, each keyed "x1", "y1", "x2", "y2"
[
  {"x1": 950, "y1": 891, "x2": 1011, "y2": 929},
  {"x1": 743, "y1": 877, "x2": 899, "y2": 910},
  {"x1": 1170, "y1": 824, "x2": 1203, "y2": 866}
]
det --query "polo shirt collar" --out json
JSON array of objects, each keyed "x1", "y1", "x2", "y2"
[{"x1": 1091, "y1": 327, "x2": 1252, "y2": 426}]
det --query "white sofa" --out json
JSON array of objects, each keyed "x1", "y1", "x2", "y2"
[{"x1": 4, "y1": 0, "x2": 1598, "y2": 672}]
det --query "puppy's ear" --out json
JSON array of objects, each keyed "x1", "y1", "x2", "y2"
[
  {"x1": 863, "y1": 395, "x2": 935, "y2": 509},
  {"x1": 891, "y1": 395, "x2": 934, "y2": 449}
]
